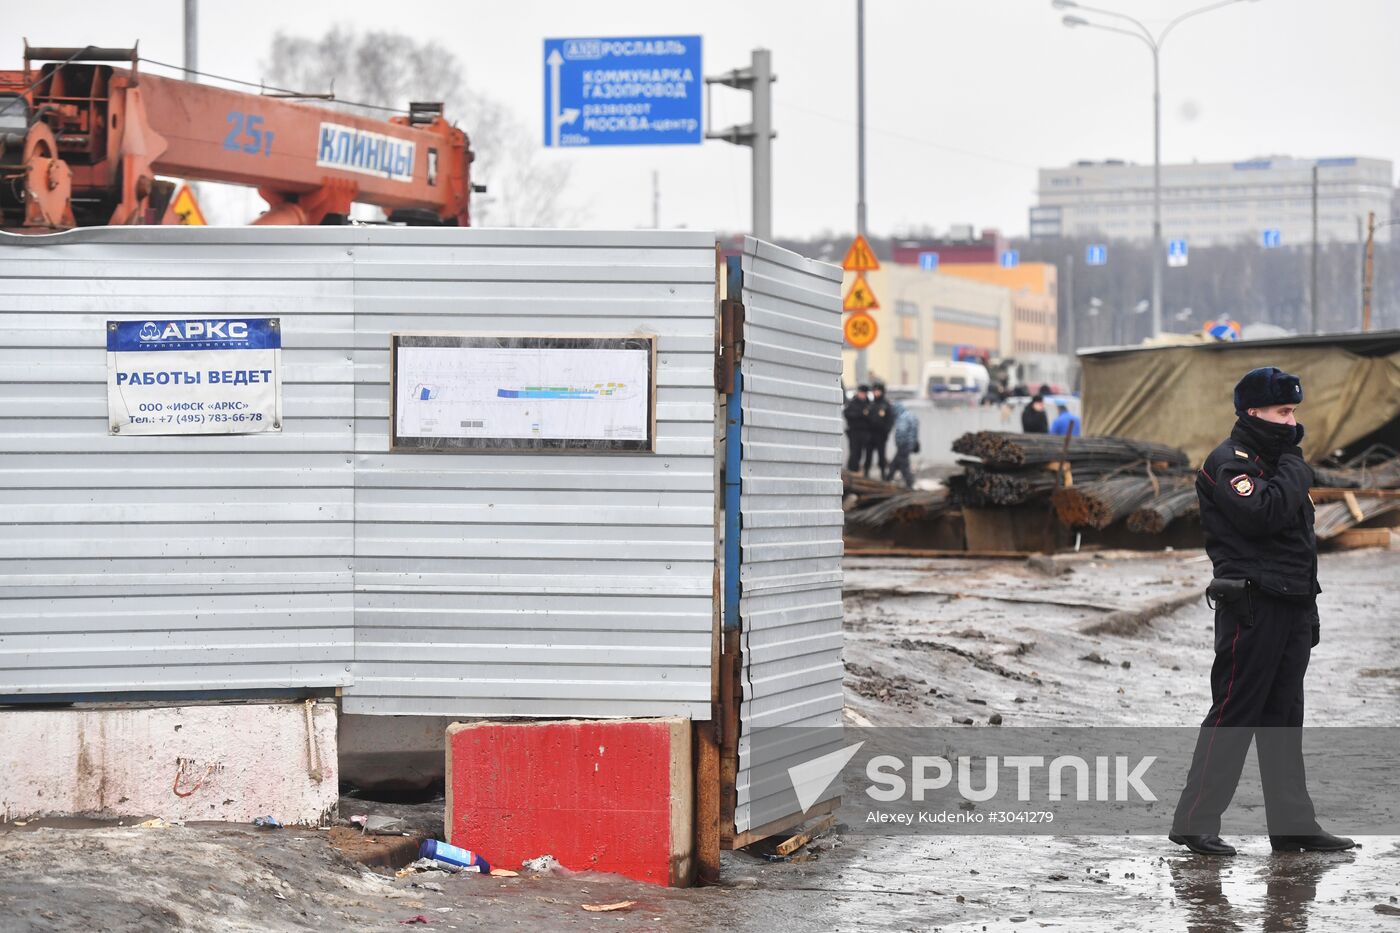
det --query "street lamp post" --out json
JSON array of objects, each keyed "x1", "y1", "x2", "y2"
[
  {"x1": 1054, "y1": 0, "x2": 1261, "y2": 340},
  {"x1": 1362, "y1": 214, "x2": 1400, "y2": 332}
]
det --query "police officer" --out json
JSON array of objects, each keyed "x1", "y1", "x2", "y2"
[
  {"x1": 844, "y1": 385, "x2": 872, "y2": 473},
  {"x1": 864, "y1": 382, "x2": 895, "y2": 478},
  {"x1": 1169, "y1": 367, "x2": 1354, "y2": 856}
]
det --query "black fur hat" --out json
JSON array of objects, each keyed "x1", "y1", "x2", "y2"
[{"x1": 1234, "y1": 367, "x2": 1303, "y2": 415}]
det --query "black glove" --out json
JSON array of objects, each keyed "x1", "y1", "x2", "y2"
[{"x1": 1309, "y1": 601, "x2": 1320, "y2": 647}]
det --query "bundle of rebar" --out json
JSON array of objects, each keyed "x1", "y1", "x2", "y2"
[
  {"x1": 1052, "y1": 476, "x2": 1166, "y2": 529},
  {"x1": 847, "y1": 488, "x2": 951, "y2": 527},
  {"x1": 1127, "y1": 485, "x2": 1200, "y2": 534},
  {"x1": 1313, "y1": 460, "x2": 1400, "y2": 490},
  {"x1": 1313, "y1": 496, "x2": 1400, "y2": 540},
  {"x1": 958, "y1": 460, "x2": 1132, "y2": 506},
  {"x1": 952, "y1": 432, "x2": 1189, "y2": 470}
]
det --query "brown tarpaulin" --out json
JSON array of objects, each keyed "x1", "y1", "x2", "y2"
[{"x1": 1081, "y1": 334, "x2": 1400, "y2": 464}]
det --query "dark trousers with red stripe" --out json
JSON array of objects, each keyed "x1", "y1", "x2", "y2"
[{"x1": 1172, "y1": 590, "x2": 1321, "y2": 836}]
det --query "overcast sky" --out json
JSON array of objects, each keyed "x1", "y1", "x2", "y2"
[{"x1": 7, "y1": 0, "x2": 1399, "y2": 237}]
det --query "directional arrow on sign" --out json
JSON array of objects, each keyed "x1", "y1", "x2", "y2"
[{"x1": 547, "y1": 49, "x2": 581, "y2": 147}]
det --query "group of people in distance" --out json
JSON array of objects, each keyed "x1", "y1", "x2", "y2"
[
  {"x1": 1020, "y1": 387, "x2": 1081, "y2": 437},
  {"x1": 843, "y1": 382, "x2": 920, "y2": 488}
]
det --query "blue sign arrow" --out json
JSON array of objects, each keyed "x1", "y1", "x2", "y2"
[
  {"x1": 1000, "y1": 250, "x2": 1019, "y2": 269},
  {"x1": 1167, "y1": 238, "x2": 1188, "y2": 267},
  {"x1": 543, "y1": 36, "x2": 703, "y2": 148},
  {"x1": 1086, "y1": 244, "x2": 1108, "y2": 266},
  {"x1": 918, "y1": 251, "x2": 939, "y2": 271}
]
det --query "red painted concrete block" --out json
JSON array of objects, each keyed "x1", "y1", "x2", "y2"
[{"x1": 446, "y1": 717, "x2": 693, "y2": 887}]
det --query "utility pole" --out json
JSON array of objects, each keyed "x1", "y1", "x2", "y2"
[
  {"x1": 705, "y1": 49, "x2": 776, "y2": 240},
  {"x1": 183, "y1": 0, "x2": 198, "y2": 81},
  {"x1": 1363, "y1": 211, "x2": 1376, "y2": 333},
  {"x1": 1311, "y1": 163, "x2": 1319, "y2": 332},
  {"x1": 854, "y1": 0, "x2": 869, "y2": 383}
]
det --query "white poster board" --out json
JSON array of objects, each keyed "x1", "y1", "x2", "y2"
[
  {"x1": 106, "y1": 318, "x2": 282, "y2": 436},
  {"x1": 390, "y1": 335, "x2": 655, "y2": 452}
]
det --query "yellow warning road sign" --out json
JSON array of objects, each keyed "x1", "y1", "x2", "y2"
[
  {"x1": 843, "y1": 273, "x2": 879, "y2": 312},
  {"x1": 844, "y1": 311, "x2": 877, "y2": 349},
  {"x1": 841, "y1": 234, "x2": 880, "y2": 272},
  {"x1": 170, "y1": 184, "x2": 207, "y2": 226}
]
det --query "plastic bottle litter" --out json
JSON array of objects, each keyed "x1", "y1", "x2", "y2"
[
  {"x1": 418, "y1": 839, "x2": 491, "y2": 874},
  {"x1": 252, "y1": 816, "x2": 283, "y2": 829}
]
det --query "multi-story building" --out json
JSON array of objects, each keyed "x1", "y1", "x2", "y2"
[
  {"x1": 934, "y1": 262, "x2": 1058, "y2": 355},
  {"x1": 1030, "y1": 156, "x2": 1394, "y2": 246},
  {"x1": 841, "y1": 264, "x2": 1012, "y2": 391}
]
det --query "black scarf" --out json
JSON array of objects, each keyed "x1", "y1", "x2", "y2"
[{"x1": 1231, "y1": 415, "x2": 1303, "y2": 467}]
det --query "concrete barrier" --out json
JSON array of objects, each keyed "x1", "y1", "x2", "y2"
[
  {"x1": 0, "y1": 700, "x2": 337, "y2": 825},
  {"x1": 446, "y1": 717, "x2": 693, "y2": 886}
]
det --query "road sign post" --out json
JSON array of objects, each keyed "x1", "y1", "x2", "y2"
[
  {"x1": 706, "y1": 49, "x2": 776, "y2": 239},
  {"x1": 543, "y1": 37, "x2": 703, "y2": 148}
]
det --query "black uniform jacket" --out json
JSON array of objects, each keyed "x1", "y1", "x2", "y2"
[{"x1": 1196, "y1": 436, "x2": 1319, "y2": 599}]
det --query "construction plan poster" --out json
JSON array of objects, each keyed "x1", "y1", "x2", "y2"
[{"x1": 390, "y1": 334, "x2": 655, "y2": 452}]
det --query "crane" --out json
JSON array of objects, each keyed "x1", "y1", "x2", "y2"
[{"x1": 0, "y1": 44, "x2": 476, "y2": 231}]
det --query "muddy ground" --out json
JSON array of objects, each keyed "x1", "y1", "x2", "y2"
[{"x1": 2, "y1": 546, "x2": 1397, "y2": 932}]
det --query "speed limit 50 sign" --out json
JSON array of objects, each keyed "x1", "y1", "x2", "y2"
[{"x1": 843, "y1": 311, "x2": 877, "y2": 349}]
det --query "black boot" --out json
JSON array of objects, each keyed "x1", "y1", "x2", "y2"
[
  {"x1": 1270, "y1": 831, "x2": 1356, "y2": 852},
  {"x1": 1169, "y1": 833, "x2": 1238, "y2": 856}
]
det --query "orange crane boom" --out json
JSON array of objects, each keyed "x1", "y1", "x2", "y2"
[{"x1": 0, "y1": 45, "x2": 475, "y2": 230}]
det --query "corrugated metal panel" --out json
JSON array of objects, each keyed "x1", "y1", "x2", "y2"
[
  {"x1": 341, "y1": 228, "x2": 718, "y2": 718},
  {"x1": 0, "y1": 227, "x2": 718, "y2": 717},
  {"x1": 734, "y1": 237, "x2": 845, "y2": 833},
  {"x1": 0, "y1": 227, "x2": 356, "y2": 695}
]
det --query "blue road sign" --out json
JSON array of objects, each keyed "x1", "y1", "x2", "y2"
[
  {"x1": 543, "y1": 36, "x2": 703, "y2": 148},
  {"x1": 1262, "y1": 228, "x2": 1282, "y2": 248},
  {"x1": 1086, "y1": 244, "x2": 1108, "y2": 266},
  {"x1": 1000, "y1": 249, "x2": 1020, "y2": 269},
  {"x1": 918, "y1": 251, "x2": 939, "y2": 271},
  {"x1": 1167, "y1": 238, "x2": 1188, "y2": 267}
]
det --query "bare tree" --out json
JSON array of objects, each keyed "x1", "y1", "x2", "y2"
[{"x1": 262, "y1": 26, "x2": 576, "y2": 227}]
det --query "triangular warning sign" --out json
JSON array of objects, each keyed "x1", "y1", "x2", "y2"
[
  {"x1": 841, "y1": 234, "x2": 880, "y2": 272},
  {"x1": 170, "y1": 184, "x2": 207, "y2": 226},
  {"x1": 843, "y1": 273, "x2": 879, "y2": 312}
]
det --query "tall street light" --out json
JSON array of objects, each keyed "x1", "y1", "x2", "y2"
[{"x1": 1054, "y1": 0, "x2": 1261, "y2": 339}]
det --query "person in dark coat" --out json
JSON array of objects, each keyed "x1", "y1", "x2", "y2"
[
  {"x1": 844, "y1": 385, "x2": 872, "y2": 472},
  {"x1": 1021, "y1": 394, "x2": 1049, "y2": 434},
  {"x1": 1168, "y1": 367, "x2": 1354, "y2": 857},
  {"x1": 884, "y1": 401, "x2": 920, "y2": 488},
  {"x1": 863, "y1": 383, "x2": 895, "y2": 478}
]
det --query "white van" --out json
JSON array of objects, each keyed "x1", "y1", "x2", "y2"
[{"x1": 921, "y1": 360, "x2": 991, "y2": 403}]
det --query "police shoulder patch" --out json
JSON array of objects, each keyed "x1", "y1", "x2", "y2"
[{"x1": 1230, "y1": 474, "x2": 1255, "y2": 497}]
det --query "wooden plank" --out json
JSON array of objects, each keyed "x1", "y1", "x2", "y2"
[
  {"x1": 1331, "y1": 528, "x2": 1391, "y2": 550},
  {"x1": 1343, "y1": 491, "x2": 1365, "y2": 523},
  {"x1": 723, "y1": 795, "x2": 840, "y2": 850},
  {"x1": 1309, "y1": 487, "x2": 1400, "y2": 502},
  {"x1": 845, "y1": 547, "x2": 1036, "y2": 559},
  {"x1": 775, "y1": 813, "x2": 837, "y2": 856},
  {"x1": 693, "y1": 720, "x2": 721, "y2": 885}
]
